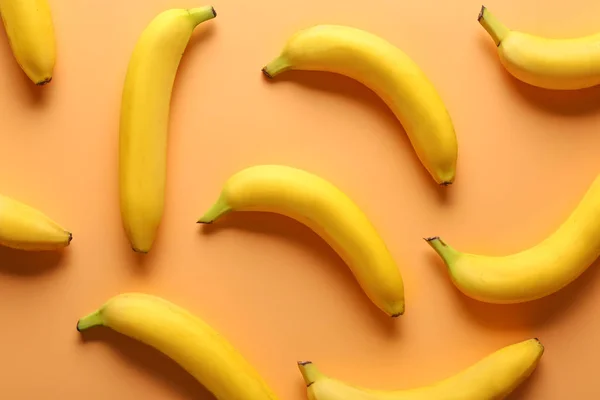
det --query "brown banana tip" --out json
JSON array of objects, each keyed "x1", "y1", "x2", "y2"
[
  {"x1": 76, "y1": 320, "x2": 81, "y2": 332},
  {"x1": 534, "y1": 338, "x2": 545, "y2": 351},
  {"x1": 298, "y1": 361, "x2": 313, "y2": 366},
  {"x1": 197, "y1": 220, "x2": 213, "y2": 224},
  {"x1": 262, "y1": 67, "x2": 273, "y2": 79},
  {"x1": 307, "y1": 381, "x2": 315, "y2": 388},
  {"x1": 391, "y1": 312, "x2": 403, "y2": 318},
  {"x1": 67, "y1": 232, "x2": 73, "y2": 244},
  {"x1": 132, "y1": 247, "x2": 149, "y2": 254},
  {"x1": 478, "y1": 5, "x2": 486, "y2": 21},
  {"x1": 211, "y1": 7, "x2": 217, "y2": 17},
  {"x1": 440, "y1": 181, "x2": 452, "y2": 186},
  {"x1": 424, "y1": 236, "x2": 440, "y2": 242},
  {"x1": 36, "y1": 77, "x2": 52, "y2": 86}
]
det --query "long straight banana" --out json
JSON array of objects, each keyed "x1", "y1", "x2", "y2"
[
  {"x1": 0, "y1": 0, "x2": 56, "y2": 85},
  {"x1": 198, "y1": 165, "x2": 405, "y2": 317},
  {"x1": 77, "y1": 293, "x2": 279, "y2": 400},
  {"x1": 298, "y1": 339, "x2": 543, "y2": 400},
  {"x1": 120, "y1": 7, "x2": 216, "y2": 253},
  {"x1": 0, "y1": 193, "x2": 71, "y2": 251},
  {"x1": 262, "y1": 25, "x2": 458, "y2": 185},
  {"x1": 479, "y1": 6, "x2": 600, "y2": 90},
  {"x1": 426, "y1": 174, "x2": 600, "y2": 303}
]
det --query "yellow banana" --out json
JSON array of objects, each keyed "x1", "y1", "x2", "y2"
[
  {"x1": 0, "y1": 193, "x2": 71, "y2": 251},
  {"x1": 479, "y1": 6, "x2": 600, "y2": 90},
  {"x1": 0, "y1": 0, "x2": 56, "y2": 85},
  {"x1": 298, "y1": 339, "x2": 543, "y2": 400},
  {"x1": 198, "y1": 165, "x2": 405, "y2": 317},
  {"x1": 426, "y1": 174, "x2": 600, "y2": 303},
  {"x1": 120, "y1": 7, "x2": 216, "y2": 253},
  {"x1": 77, "y1": 293, "x2": 279, "y2": 400},
  {"x1": 262, "y1": 25, "x2": 458, "y2": 185}
]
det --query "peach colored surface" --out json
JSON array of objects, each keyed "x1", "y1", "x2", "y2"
[{"x1": 0, "y1": 0, "x2": 599, "y2": 398}]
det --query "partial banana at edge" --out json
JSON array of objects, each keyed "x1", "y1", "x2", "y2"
[
  {"x1": 479, "y1": 5, "x2": 600, "y2": 90},
  {"x1": 77, "y1": 293, "x2": 279, "y2": 400},
  {"x1": 119, "y1": 6, "x2": 216, "y2": 253},
  {"x1": 427, "y1": 174, "x2": 600, "y2": 304},
  {"x1": 197, "y1": 165, "x2": 405, "y2": 317},
  {"x1": 0, "y1": 193, "x2": 71, "y2": 251},
  {"x1": 262, "y1": 25, "x2": 458, "y2": 186},
  {"x1": 0, "y1": 0, "x2": 56, "y2": 85},
  {"x1": 297, "y1": 339, "x2": 543, "y2": 400}
]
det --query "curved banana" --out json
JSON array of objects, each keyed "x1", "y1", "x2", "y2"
[
  {"x1": 77, "y1": 293, "x2": 279, "y2": 400},
  {"x1": 120, "y1": 7, "x2": 216, "y2": 253},
  {"x1": 0, "y1": 0, "x2": 56, "y2": 85},
  {"x1": 479, "y1": 6, "x2": 600, "y2": 90},
  {"x1": 298, "y1": 339, "x2": 543, "y2": 400},
  {"x1": 0, "y1": 193, "x2": 71, "y2": 251},
  {"x1": 262, "y1": 25, "x2": 458, "y2": 185},
  {"x1": 426, "y1": 174, "x2": 600, "y2": 303},
  {"x1": 198, "y1": 165, "x2": 405, "y2": 317}
]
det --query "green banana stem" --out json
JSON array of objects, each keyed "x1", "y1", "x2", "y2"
[
  {"x1": 262, "y1": 57, "x2": 292, "y2": 79},
  {"x1": 198, "y1": 199, "x2": 232, "y2": 223},
  {"x1": 478, "y1": 6, "x2": 510, "y2": 46},
  {"x1": 187, "y1": 6, "x2": 217, "y2": 26},
  {"x1": 297, "y1": 361, "x2": 324, "y2": 387},
  {"x1": 76, "y1": 310, "x2": 104, "y2": 332},
  {"x1": 425, "y1": 237, "x2": 460, "y2": 266}
]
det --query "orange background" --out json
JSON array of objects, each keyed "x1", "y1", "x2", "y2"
[{"x1": 0, "y1": 0, "x2": 599, "y2": 398}]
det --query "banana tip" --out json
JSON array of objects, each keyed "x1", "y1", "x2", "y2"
[
  {"x1": 76, "y1": 320, "x2": 82, "y2": 332},
  {"x1": 440, "y1": 181, "x2": 452, "y2": 186},
  {"x1": 298, "y1": 361, "x2": 313, "y2": 366},
  {"x1": 261, "y1": 67, "x2": 273, "y2": 79},
  {"x1": 424, "y1": 236, "x2": 440, "y2": 242},
  {"x1": 211, "y1": 7, "x2": 217, "y2": 17},
  {"x1": 36, "y1": 77, "x2": 52, "y2": 86},
  {"x1": 67, "y1": 232, "x2": 73, "y2": 244},
  {"x1": 132, "y1": 247, "x2": 149, "y2": 254},
  {"x1": 478, "y1": 5, "x2": 486, "y2": 21}
]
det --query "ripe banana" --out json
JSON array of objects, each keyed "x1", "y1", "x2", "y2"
[
  {"x1": 479, "y1": 6, "x2": 600, "y2": 90},
  {"x1": 77, "y1": 293, "x2": 279, "y2": 400},
  {"x1": 120, "y1": 7, "x2": 216, "y2": 253},
  {"x1": 0, "y1": 0, "x2": 56, "y2": 85},
  {"x1": 298, "y1": 339, "x2": 543, "y2": 400},
  {"x1": 426, "y1": 174, "x2": 600, "y2": 303},
  {"x1": 0, "y1": 193, "x2": 71, "y2": 250},
  {"x1": 198, "y1": 165, "x2": 405, "y2": 317},
  {"x1": 262, "y1": 25, "x2": 458, "y2": 185}
]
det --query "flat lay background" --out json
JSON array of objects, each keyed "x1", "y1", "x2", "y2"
[{"x1": 0, "y1": 0, "x2": 599, "y2": 398}]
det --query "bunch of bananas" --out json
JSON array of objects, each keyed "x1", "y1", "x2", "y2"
[{"x1": 1, "y1": 0, "x2": 598, "y2": 399}]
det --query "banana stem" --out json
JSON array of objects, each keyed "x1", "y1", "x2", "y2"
[
  {"x1": 262, "y1": 57, "x2": 291, "y2": 79},
  {"x1": 425, "y1": 237, "x2": 460, "y2": 266},
  {"x1": 197, "y1": 199, "x2": 232, "y2": 224},
  {"x1": 297, "y1": 361, "x2": 324, "y2": 387},
  {"x1": 478, "y1": 6, "x2": 510, "y2": 46},
  {"x1": 76, "y1": 310, "x2": 104, "y2": 332},
  {"x1": 187, "y1": 6, "x2": 217, "y2": 26}
]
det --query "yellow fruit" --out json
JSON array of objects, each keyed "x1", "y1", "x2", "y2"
[
  {"x1": 120, "y1": 7, "x2": 216, "y2": 253},
  {"x1": 0, "y1": 0, "x2": 56, "y2": 85},
  {"x1": 262, "y1": 25, "x2": 458, "y2": 185},
  {"x1": 298, "y1": 339, "x2": 543, "y2": 400},
  {"x1": 77, "y1": 293, "x2": 279, "y2": 400},
  {"x1": 0, "y1": 193, "x2": 71, "y2": 251},
  {"x1": 426, "y1": 174, "x2": 600, "y2": 303},
  {"x1": 479, "y1": 5, "x2": 600, "y2": 90},
  {"x1": 198, "y1": 165, "x2": 405, "y2": 317}
]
